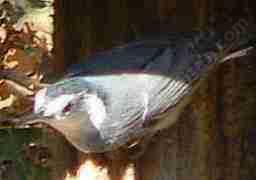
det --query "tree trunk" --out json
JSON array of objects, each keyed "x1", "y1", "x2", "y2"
[{"x1": 52, "y1": 0, "x2": 256, "y2": 180}]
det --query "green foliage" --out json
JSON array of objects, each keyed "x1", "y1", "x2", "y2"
[{"x1": 0, "y1": 128, "x2": 50, "y2": 180}]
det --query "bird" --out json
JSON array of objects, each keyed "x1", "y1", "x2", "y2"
[{"x1": 27, "y1": 27, "x2": 255, "y2": 154}]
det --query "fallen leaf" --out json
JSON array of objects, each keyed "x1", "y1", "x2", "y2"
[
  {"x1": 0, "y1": 26, "x2": 7, "y2": 43},
  {"x1": 0, "y1": 94, "x2": 16, "y2": 110},
  {"x1": 3, "y1": 60, "x2": 19, "y2": 69},
  {"x1": 3, "y1": 48, "x2": 40, "y2": 75},
  {"x1": 28, "y1": 84, "x2": 35, "y2": 90},
  {"x1": 0, "y1": 81, "x2": 11, "y2": 98}
]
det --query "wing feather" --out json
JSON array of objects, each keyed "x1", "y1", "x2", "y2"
[{"x1": 63, "y1": 32, "x2": 219, "y2": 147}]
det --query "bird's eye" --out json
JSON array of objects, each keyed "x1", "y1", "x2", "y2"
[{"x1": 63, "y1": 103, "x2": 72, "y2": 113}]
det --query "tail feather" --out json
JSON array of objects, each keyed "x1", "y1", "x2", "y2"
[
  {"x1": 221, "y1": 46, "x2": 255, "y2": 62},
  {"x1": 217, "y1": 23, "x2": 256, "y2": 62}
]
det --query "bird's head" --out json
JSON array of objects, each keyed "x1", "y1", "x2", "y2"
[
  {"x1": 34, "y1": 87, "x2": 84, "y2": 119},
  {"x1": 29, "y1": 78, "x2": 109, "y2": 153}
]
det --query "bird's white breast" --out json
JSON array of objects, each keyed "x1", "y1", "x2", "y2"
[{"x1": 83, "y1": 94, "x2": 107, "y2": 130}]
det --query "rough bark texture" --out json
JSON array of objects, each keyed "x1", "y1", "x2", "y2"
[{"x1": 52, "y1": 0, "x2": 256, "y2": 180}]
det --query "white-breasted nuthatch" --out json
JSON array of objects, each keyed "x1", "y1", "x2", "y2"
[{"x1": 28, "y1": 29, "x2": 255, "y2": 154}]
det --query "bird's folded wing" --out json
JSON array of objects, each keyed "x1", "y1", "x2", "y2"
[{"x1": 66, "y1": 39, "x2": 177, "y2": 77}]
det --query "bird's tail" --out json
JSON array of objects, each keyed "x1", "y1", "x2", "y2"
[
  {"x1": 215, "y1": 19, "x2": 256, "y2": 62},
  {"x1": 221, "y1": 46, "x2": 254, "y2": 62}
]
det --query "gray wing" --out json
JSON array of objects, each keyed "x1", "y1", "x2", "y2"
[
  {"x1": 66, "y1": 31, "x2": 210, "y2": 77},
  {"x1": 67, "y1": 32, "x2": 220, "y2": 148},
  {"x1": 66, "y1": 39, "x2": 170, "y2": 77},
  {"x1": 94, "y1": 45, "x2": 217, "y2": 148},
  {"x1": 141, "y1": 42, "x2": 217, "y2": 119}
]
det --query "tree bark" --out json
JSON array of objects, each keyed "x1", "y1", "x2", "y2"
[{"x1": 1, "y1": 0, "x2": 253, "y2": 179}]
